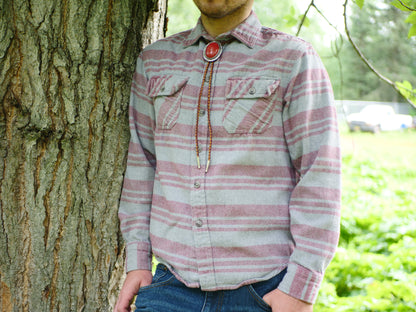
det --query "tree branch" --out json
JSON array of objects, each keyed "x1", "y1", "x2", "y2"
[
  {"x1": 296, "y1": 0, "x2": 416, "y2": 108},
  {"x1": 343, "y1": 0, "x2": 394, "y2": 85},
  {"x1": 397, "y1": 0, "x2": 416, "y2": 11},
  {"x1": 343, "y1": 0, "x2": 416, "y2": 108},
  {"x1": 296, "y1": 0, "x2": 314, "y2": 36},
  {"x1": 312, "y1": 3, "x2": 342, "y2": 34}
]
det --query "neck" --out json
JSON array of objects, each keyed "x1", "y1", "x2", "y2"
[{"x1": 201, "y1": 5, "x2": 253, "y2": 38}]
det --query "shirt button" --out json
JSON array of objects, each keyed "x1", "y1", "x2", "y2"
[
  {"x1": 195, "y1": 219, "x2": 203, "y2": 227},
  {"x1": 200, "y1": 110, "x2": 206, "y2": 116},
  {"x1": 194, "y1": 181, "x2": 201, "y2": 189},
  {"x1": 248, "y1": 87, "x2": 256, "y2": 95}
]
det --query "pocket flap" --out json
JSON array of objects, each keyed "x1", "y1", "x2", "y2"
[
  {"x1": 147, "y1": 75, "x2": 189, "y2": 97},
  {"x1": 226, "y1": 78, "x2": 280, "y2": 99}
]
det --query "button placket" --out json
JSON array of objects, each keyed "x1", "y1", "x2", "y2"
[
  {"x1": 188, "y1": 43, "x2": 218, "y2": 287},
  {"x1": 189, "y1": 164, "x2": 215, "y2": 286}
]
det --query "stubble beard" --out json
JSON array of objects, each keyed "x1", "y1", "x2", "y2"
[{"x1": 195, "y1": 0, "x2": 248, "y2": 19}]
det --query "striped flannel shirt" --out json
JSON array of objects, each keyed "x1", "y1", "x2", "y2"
[{"x1": 119, "y1": 12, "x2": 341, "y2": 303}]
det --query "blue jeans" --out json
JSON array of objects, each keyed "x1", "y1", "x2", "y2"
[{"x1": 135, "y1": 264, "x2": 287, "y2": 312}]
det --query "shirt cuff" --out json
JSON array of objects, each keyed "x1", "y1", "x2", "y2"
[
  {"x1": 277, "y1": 262, "x2": 323, "y2": 304},
  {"x1": 125, "y1": 241, "x2": 152, "y2": 272}
]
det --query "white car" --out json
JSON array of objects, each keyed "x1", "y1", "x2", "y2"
[{"x1": 347, "y1": 105, "x2": 413, "y2": 133}]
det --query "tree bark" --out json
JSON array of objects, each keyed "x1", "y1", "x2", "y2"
[{"x1": 0, "y1": 0, "x2": 166, "y2": 311}]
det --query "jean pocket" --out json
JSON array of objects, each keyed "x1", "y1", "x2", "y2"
[
  {"x1": 223, "y1": 77, "x2": 280, "y2": 134},
  {"x1": 138, "y1": 264, "x2": 175, "y2": 292},
  {"x1": 246, "y1": 268, "x2": 287, "y2": 311},
  {"x1": 247, "y1": 285, "x2": 272, "y2": 311}
]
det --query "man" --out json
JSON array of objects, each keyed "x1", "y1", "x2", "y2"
[{"x1": 115, "y1": 0, "x2": 341, "y2": 311}]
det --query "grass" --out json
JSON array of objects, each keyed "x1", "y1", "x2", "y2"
[{"x1": 340, "y1": 129, "x2": 416, "y2": 169}]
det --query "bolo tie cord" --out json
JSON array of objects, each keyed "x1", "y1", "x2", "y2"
[{"x1": 195, "y1": 61, "x2": 214, "y2": 173}]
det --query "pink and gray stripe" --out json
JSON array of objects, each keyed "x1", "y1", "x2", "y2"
[{"x1": 119, "y1": 12, "x2": 341, "y2": 304}]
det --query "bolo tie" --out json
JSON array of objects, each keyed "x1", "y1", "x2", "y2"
[{"x1": 195, "y1": 41, "x2": 223, "y2": 173}]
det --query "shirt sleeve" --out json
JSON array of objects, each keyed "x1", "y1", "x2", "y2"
[
  {"x1": 118, "y1": 55, "x2": 156, "y2": 272},
  {"x1": 277, "y1": 43, "x2": 342, "y2": 303}
]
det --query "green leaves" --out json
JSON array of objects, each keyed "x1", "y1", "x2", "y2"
[
  {"x1": 405, "y1": 12, "x2": 416, "y2": 37},
  {"x1": 283, "y1": 6, "x2": 299, "y2": 27},
  {"x1": 390, "y1": 0, "x2": 416, "y2": 37},
  {"x1": 391, "y1": 0, "x2": 416, "y2": 11},
  {"x1": 396, "y1": 80, "x2": 416, "y2": 103},
  {"x1": 354, "y1": 0, "x2": 365, "y2": 9},
  {"x1": 283, "y1": 6, "x2": 310, "y2": 28},
  {"x1": 352, "y1": 0, "x2": 416, "y2": 39}
]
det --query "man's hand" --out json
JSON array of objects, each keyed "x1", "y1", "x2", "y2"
[
  {"x1": 114, "y1": 270, "x2": 153, "y2": 312},
  {"x1": 263, "y1": 289, "x2": 313, "y2": 312}
]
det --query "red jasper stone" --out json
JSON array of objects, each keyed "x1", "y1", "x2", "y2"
[{"x1": 205, "y1": 42, "x2": 220, "y2": 59}]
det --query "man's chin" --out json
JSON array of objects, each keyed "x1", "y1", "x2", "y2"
[{"x1": 199, "y1": 7, "x2": 228, "y2": 19}]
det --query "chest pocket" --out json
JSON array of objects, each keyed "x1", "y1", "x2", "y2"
[
  {"x1": 223, "y1": 78, "x2": 280, "y2": 134},
  {"x1": 147, "y1": 75, "x2": 189, "y2": 130}
]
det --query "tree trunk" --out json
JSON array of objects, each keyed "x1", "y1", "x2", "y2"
[{"x1": 0, "y1": 0, "x2": 166, "y2": 311}]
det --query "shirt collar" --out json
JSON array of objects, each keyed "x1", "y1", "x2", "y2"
[{"x1": 183, "y1": 11, "x2": 262, "y2": 49}]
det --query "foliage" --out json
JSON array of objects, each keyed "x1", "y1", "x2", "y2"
[
  {"x1": 345, "y1": 0, "x2": 416, "y2": 106},
  {"x1": 354, "y1": 0, "x2": 416, "y2": 38},
  {"x1": 355, "y1": 0, "x2": 366, "y2": 8},
  {"x1": 406, "y1": 12, "x2": 416, "y2": 37},
  {"x1": 391, "y1": 0, "x2": 416, "y2": 37},
  {"x1": 315, "y1": 130, "x2": 416, "y2": 311},
  {"x1": 166, "y1": 0, "x2": 199, "y2": 35},
  {"x1": 326, "y1": 0, "x2": 416, "y2": 104},
  {"x1": 396, "y1": 80, "x2": 416, "y2": 104},
  {"x1": 252, "y1": 0, "x2": 302, "y2": 33}
]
